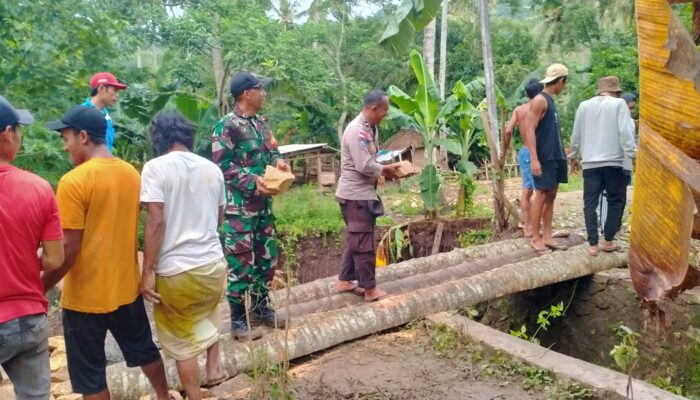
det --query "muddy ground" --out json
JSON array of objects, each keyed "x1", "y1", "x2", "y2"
[
  {"x1": 288, "y1": 327, "x2": 571, "y2": 400},
  {"x1": 208, "y1": 325, "x2": 596, "y2": 400}
]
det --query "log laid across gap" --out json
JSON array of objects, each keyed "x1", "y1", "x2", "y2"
[
  {"x1": 281, "y1": 234, "x2": 584, "y2": 318},
  {"x1": 105, "y1": 244, "x2": 626, "y2": 399},
  {"x1": 272, "y1": 237, "x2": 567, "y2": 306}
]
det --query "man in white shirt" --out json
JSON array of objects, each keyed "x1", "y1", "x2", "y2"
[
  {"x1": 140, "y1": 111, "x2": 228, "y2": 398},
  {"x1": 570, "y1": 76, "x2": 637, "y2": 256}
]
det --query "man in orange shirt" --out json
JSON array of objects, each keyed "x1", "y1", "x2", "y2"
[{"x1": 42, "y1": 106, "x2": 170, "y2": 400}]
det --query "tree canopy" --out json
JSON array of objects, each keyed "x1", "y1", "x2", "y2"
[{"x1": 1, "y1": 0, "x2": 644, "y2": 184}]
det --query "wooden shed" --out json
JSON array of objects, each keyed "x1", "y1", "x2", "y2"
[{"x1": 279, "y1": 143, "x2": 339, "y2": 187}]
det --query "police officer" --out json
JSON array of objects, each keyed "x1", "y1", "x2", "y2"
[
  {"x1": 335, "y1": 90, "x2": 400, "y2": 302},
  {"x1": 212, "y1": 72, "x2": 290, "y2": 340}
]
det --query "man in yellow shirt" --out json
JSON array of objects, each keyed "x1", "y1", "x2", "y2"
[{"x1": 42, "y1": 105, "x2": 170, "y2": 400}]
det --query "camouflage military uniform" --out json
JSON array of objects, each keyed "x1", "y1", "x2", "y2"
[{"x1": 212, "y1": 108, "x2": 281, "y2": 305}]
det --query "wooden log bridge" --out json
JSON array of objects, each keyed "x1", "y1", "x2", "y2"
[{"x1": 106, "y1": 236, "x2": 627, "y2": 399}]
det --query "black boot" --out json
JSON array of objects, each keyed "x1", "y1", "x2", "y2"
[
  {"x1": 252, "y1": 296, "x2": 288, "y2": 328},
  {"x1": 229, "y1": 302, "x2": 264, "y2": 341}
]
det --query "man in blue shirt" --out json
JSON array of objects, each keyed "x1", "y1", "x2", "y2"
[{"x1": 83, "y1": 72, "x2": 127, "y2": 153}]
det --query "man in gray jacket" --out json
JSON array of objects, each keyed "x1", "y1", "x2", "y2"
[
  {"x1": 335, "y1": 90, "x2": 399, "y2": 302},
  {"x1": 570, "y1": 76, "x2": 637, "y2": 256}
]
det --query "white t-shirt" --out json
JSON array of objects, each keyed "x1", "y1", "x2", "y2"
[{"x1": 140, "y1": 151, "x2": 225, "y2": 276}]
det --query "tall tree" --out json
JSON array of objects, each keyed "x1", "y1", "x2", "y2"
[
  {"x1": 439, "y1": 0, "x2": 449, "y2": 99},
  {"x1": 438, "y1": 1, "x2": 450, "y2": 166},
  {"x1": 479, "y1": 0, "x2": 510, "y2": 231},
  {"x1": 423, "y1": 18, "x2": 437, "y2": 78}
]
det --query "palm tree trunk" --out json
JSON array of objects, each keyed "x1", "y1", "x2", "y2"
[
  {"x1": 278, "y1": 235, "x2": 583, "y2": 318},
  {"x1": 438, "y1": 1, "x2": 450, "y2": 167},
  {"x1": 422, "y1": 18, "x2": 437, "y2": 78},
  {"x1": 274, "y1": 237, "x2": 540, "y2": 305},
  {"x1": 439, "y1": 1, "x2": 449, "y2": 98},
  {"x1": 105, "y1": 245, "x2": 627, "y2": 399},
  {"x1": 334, "y1": 4, "x2": 348, "y2": 144},
  {"x1": 478, "y1": 0, "x2": 500, "y2": 155}
]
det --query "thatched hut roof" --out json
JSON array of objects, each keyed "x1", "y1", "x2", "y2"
[{"x1": 381, "y1": 129, "x2": 423, "y2": 151}]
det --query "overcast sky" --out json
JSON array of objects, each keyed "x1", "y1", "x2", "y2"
[{"x1": 291, "y1": 0, "x2": 393, "y2": 20}]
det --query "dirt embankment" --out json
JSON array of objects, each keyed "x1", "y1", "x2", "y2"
[
  {"x1": 476, "y1": 268, "x2": 700, "y2": 395},
  {"x1": 281, "y1": 218, "x2": 491, "y2": 284}
]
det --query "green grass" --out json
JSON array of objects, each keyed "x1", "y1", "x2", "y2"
[
  {"x1": 273, "y1": 185, "x2": 345, "y2": 238},
  {"x1": 457, "y1": 228, "x2": 492, "y2": 247},
  {"x1": 558, "y1": 173, "x2": 583, "y2": 192},
  {"x1": 469, "y1": 203, "x2": 495, "y2": 219},
  {"x1": 376, "y1": 215, "x2": 397, "y2": 226}
]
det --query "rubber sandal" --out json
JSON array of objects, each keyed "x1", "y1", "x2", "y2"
[
  {"x1": 530, "y1": 243, "x2": 552, "y2": 255},
  {"x1": 365, "y1": 292, "x2": 390, "y2": 302},
  {"x1": 337, "y1": 284, "x2": 365, "y2": 297},
  {"x1": 545, "y1": 242, "x2": 568, "y2": 251},
  {"x1": 601, "y1": 243, "x2": 621, "y2": 252},
  {"x1": 588, "y1": 247, "x2": 599, "y2": 257},
  {"x1": 203, "y1": 373, "x2": 229, "y2": 388}
]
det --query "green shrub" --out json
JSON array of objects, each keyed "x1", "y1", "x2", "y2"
[{"x1": 273, "y1": 185, "x2": 345, "y2": 239}]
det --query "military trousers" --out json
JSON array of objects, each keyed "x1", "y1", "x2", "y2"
[
  {"x1": 337, "y1": 198, "x2": 383, "y2": 289},
  {"x1": 223, "y1": 212, "x2": 277, "y2": 305}
]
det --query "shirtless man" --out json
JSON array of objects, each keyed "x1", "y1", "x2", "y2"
[{"x1": 504, "y1": 79, "x2": 543, "y2": 237}]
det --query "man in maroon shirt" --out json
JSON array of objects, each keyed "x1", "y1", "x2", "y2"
[{"x1": 0, "y1": 95, "x2": 64, "y2": 399}]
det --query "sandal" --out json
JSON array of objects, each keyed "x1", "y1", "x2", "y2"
[
  {"x1": 337, "y1": 284, "x2": 365, "y2": 297},
  {"x1": 203, "y1": 373, "x2": 229, "y2": 388},
  {"x1": 530, "y1": 243, "x2": 552, "y2": 255},
  {"x1": 600, "y1": 243, "x2": 621, "y2": 252},
  {"x1": 545, "y1": 242, "x2": 568, "y2": 251},
  {"x1": 588, "y1": 246, "x2": 599, "y2": 257},
  {"x1": 365, "y1": 293, "x2": 390, "y2": 302}
]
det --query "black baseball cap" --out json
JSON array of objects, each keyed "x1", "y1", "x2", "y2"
[
  {"x1": 230, "y1": 72, "x2": 272, "y2": 99},
  {"x1": 0, "y1": 95, "x2": 34, "y2": 129},
  {"x1": 45, "y1": 105, "x2": 107, "y2": 138}
]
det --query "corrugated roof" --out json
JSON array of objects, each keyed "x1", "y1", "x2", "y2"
[{"x1": 278, "y1": 143, "x2": 339, "y2": 156}]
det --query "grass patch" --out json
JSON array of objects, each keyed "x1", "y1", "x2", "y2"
[
  {"x1": 558, "y1": 173, "x2": 583, "y2": 192},
  {"x1": 474, "y1": 180, "x2": 492, "y2": 196},
  {"x1": 469, "y1": 202, "x2": 495, "y2": 219},
  {"x1": 273, "y1": 185, "x2": 345, "y2": 238},
  {"x1": 457, "y1": 228, "x2": 492, "y2": 247},
  {"x1": 421, "y1": 322, "x2": 596, "y2": 399},
  {"x1": 375, "y1": 215, "x2": 396, "y2": 226}
]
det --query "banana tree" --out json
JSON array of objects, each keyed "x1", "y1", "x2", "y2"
[
  {"x1": 435, "y1": 79, "x2": 485, "y2": 216},
  {"x1": 388, "y1": 49, "x2": 454, "y2": 218},
  {"x1": 378, "y1": 0, "x2": 442, "y2": 56}
]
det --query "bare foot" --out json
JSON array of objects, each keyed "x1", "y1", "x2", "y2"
[
  {"x1": 543, "y1": 240, "x2": 567, "y2": 250},
  {"x1": 530, "y1": 239, "x2": 551, "y2": 255},
  {"x1": 364, "y1": 287, "x2": 389, "y2": 302},
  {"x1": 335, "y1": 280, "x2": 357, "y2": 293},
  {"x1": 588, "y1": 245, "x2": 599, "y2": 256},
  {"x1": 600, "y1": 240, "x2": 620, "y2": 252}
]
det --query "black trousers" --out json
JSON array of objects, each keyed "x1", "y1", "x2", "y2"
[
  {"x1": 337, "y1": 198, "x2": 383, "y2": 289},
  {"x1": 583, "y1": 166, "x2": 627, "y2": 245}
]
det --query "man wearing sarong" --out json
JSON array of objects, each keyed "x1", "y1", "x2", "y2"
[{"x1": 140, "y1": 111, "x2": 228, "y2": 398}]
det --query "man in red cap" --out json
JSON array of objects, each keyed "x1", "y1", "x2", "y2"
[{"x1": 84, "y1": 72, "x2": 127, "y2": 153}]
